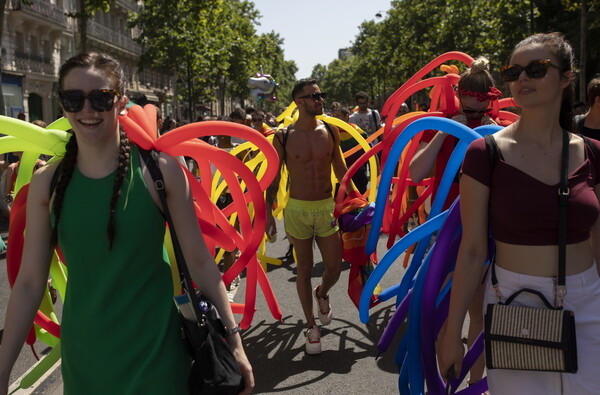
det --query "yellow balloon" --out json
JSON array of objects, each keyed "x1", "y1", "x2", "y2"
[
  {"x1": 17, "y1": 342, "x2": 61, "y2": 389},
  {"x1": 317, "y1": 115, "x2": 379, "y2": 202},
  {"x1": 47, "y1": 117, "x2": 72, "y2": 131},
  {"x1": 275, "y1": 101, "x2": 297, "y2": 125},
  {"x1": 0, "y1": 116, "x2": 69, "y2": 148}
]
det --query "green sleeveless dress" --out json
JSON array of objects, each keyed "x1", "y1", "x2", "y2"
[{"x1": 57, "y1": 147, "x2": 189, "y2": 394}]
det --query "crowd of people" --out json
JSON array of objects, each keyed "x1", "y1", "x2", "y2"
[{"x1": 0, "y1": 30, "x2": 599, "y2": 394}]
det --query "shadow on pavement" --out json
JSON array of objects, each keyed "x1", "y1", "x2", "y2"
[{"x1": 245, "y1": 302, "x2": 404, "y2": 393}]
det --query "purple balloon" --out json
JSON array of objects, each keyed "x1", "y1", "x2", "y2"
[
  {"x1": 377, "y1": 289, "x2": 412, "y2": 355},
  {"x1": 420, "y1": 200, "x2": 462, "y2": 394}
]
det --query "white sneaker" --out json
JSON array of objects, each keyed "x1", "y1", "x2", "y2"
[
  {"x1": 305, "y1": 326, "x2": 321, "y2": 355},
  {"x1": 314, "y1": 286, "x2": 332, "y2": 326}
]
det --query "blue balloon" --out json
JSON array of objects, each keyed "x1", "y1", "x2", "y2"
[
  {"x1": 359, "y1": 210, "x2": 447, "y2": 323},
  {"x1": 361, "y1": 118, "x2": 502, "y2": 394},
  {"x1": 366, "y1": 117, "x2": 481, "y2": 255}
]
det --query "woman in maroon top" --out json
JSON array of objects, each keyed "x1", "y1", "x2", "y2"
[{"x1": 439, "y1": 33, "x2": 600, "y2": 394}]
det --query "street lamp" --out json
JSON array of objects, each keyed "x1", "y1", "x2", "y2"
[{"x1": 375, "y1": 10, "x2": 384, "y2": 18}]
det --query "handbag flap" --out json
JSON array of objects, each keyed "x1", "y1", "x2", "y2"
[{"x1": 486, "y1": 304, "x2": 568, "y2": 345}]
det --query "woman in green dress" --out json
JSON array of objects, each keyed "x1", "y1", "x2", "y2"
[{"x1": 0, "y1": 52, "x2": 254, "y2": 394}]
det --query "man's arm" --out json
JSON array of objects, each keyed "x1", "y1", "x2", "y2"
[{"x1": 330, "y1": 124, "x2": 354, "y2": 192}]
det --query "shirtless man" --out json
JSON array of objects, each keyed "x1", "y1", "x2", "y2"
[{"x1": 266, "y1": 78, "x2": 350, "y2": 355}]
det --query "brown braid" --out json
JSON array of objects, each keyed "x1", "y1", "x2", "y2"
[
  {"x1": 107, "y1": 128, "x2": 131, "y2": 249},
  {"x1": 50, "y1": 133, "x2": 79, "y2": 248}
]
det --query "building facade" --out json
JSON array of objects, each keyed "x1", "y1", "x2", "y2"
[{"x1": 1, "y1": 0, "x2": 173, "y2": 124}]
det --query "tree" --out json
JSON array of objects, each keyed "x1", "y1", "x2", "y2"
[
  {"x1": 130, "y1": 0, "x2": 298, "y2": 116},
  {"x1": 66, "y1": 0, "x2": 112, "y2": 52},
  {"x1": 312, "y1": 0, "x2": 599, "y2": 114},
  {"x1": 250, "y1": 31, "x2": 298, "y2": 113}
]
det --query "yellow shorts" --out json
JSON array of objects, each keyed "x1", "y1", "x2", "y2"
[{"x1": 284, "y1": 197, "x2": 339, "y2": 240}]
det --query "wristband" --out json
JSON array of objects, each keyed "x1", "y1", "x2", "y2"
[{"x1": 225, "y1": 325, "x2": 241, "y2": 337}]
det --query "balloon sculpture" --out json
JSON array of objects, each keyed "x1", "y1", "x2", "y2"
[
  {"x1": 4, "y1": 105, "x2": 284, "y2": 389},
  {"x1": 248, "y1": 73, "x2": 278, "y2": 103},
  {"x1": 346, "y1": 52, "x2": 519, "y2": 394}
]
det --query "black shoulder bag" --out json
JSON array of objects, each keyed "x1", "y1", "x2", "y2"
[
  {"x1": 139, "y1": 149, "x2": 244, "y2": 394},
  {"x1": 483, "y1": 131, "x2": 578, "y2": 373}
]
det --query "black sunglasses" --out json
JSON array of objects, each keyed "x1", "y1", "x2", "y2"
[
  {"x1": 500, "y1": 59, "x2": 561, "y2": 82},
  {"x1": 58, "y1": 89, "x2": 121, "y2": 112},
  {"x1": 298, "y1": 92, "x2": 327, "y2": 101},
  {"x1": 462, "y1": 108, "x2": 490, "y2": 115}
]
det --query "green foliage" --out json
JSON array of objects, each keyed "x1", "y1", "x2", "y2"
[
  {"x1": 129, "y1": 0, "x2": 297, "y2": 115},
  {"x1": 66, "y1": 0, "x2": 113, "y2": 52},
  {"x1": 314, "y1": 0, "x2": 599, "y2": 111}
]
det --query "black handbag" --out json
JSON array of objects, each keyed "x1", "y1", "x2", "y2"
[
  {"x1": 483, "y1": 131, "x2": 578, "y2": 373},
  {"x1": 141, "y1": 149, "x2": 244, "y2": 394}
]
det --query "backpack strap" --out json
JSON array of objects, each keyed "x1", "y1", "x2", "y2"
[
  {"x1": 322, "y1": 121, "x2": 336, "y2": 157},
  {"x1": 371, "y1": 109, "x2": 381, "y2": 131},
  {"x1": 275, "y1": 126, "x2": 291, "y2": 165},
  {"x1": 138, "y1": 148, "x2": 165, "y2": 196}
]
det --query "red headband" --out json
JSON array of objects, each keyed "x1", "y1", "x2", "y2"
[{"x1": 458, "y1": 87, "x2": 502, "y2": 102}]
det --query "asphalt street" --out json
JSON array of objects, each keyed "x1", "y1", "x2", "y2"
[{"x1": 3, "y1": 218, "x2": 419, "y2": 394}]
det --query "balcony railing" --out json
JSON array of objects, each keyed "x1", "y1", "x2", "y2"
[
  {"x1": 11, "y1": 0, "x2": 69, "y2": 27},
  {"x1": 14, "y1": 50, "x2": 55, "y2": 75},
  {"x1": 87, "y1": 20, "x2": 142, "y2": 55},
  {"x1": 115, "y1": 0, "x2": 140, "y2": 13}
]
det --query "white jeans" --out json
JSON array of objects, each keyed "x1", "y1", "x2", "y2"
[{"x1": 484, "y1": 264, "x2": 600, "y2": 395}]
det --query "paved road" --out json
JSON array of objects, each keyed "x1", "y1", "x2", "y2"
[
  {"x1": 1, "y1": 230, "x2": 60, "y2": 388},
  {"x1": 4, "y1": 218, "x2": 415, "y2": 394}
]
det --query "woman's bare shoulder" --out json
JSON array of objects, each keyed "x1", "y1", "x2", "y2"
[{"x1": 28, "y1": 160, "x2": 63, "y2": 203}]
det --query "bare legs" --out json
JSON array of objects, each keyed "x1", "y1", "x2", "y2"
[{"x1": 288, "y1": 231, "x2": 342, "y2": 328}]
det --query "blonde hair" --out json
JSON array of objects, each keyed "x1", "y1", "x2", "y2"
[{"x1": 458, "y1": 57, "x2": 495, "y2": 94}]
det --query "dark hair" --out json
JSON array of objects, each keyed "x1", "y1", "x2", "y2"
[
  {"x1": 292, "y1": 78, "x2": 317, "y2": 100},
  {"x1": 58, "y1": 52, "x2": 126, "y2": 95},
  {"x1": 355, "y1": 91, "x2": 369, "y2": 102},
  {"x1": 32, "y1": 120, "x2": 47, "y2": 128},
  {"x1": 156, "y1": 106, "x2": 162, "y2": 122},
  {"x1": 458, "y1": 57, "x2": 495, "y2": 94},
  {"x1": 229, "y1": 107, "x2": 246, "y2": 120},
  {"x1": 253, "y1": 110, "x2": 266, "y2": 119},
  {"x1": 330, "y1": 102, "x2": 342, "y2": 112},
  {"x1": 510, "y1": 32, "x2": 575, "y2": 132},
  {"x1": 587, "y1": 77, "x2": 600, "y2": 106},
  {"x1": 340, "y1": 107, "x2": 351, "y2": 116},
  {"x1": 52, "y1": 52, "x2": 130, "y2": 249}
]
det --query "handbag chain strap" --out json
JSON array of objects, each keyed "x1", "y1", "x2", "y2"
[
  {"x1": 489, "y1": 130, "x2": 570, "y2": 308},
  {"x1": 140, "y1": 149, "x2": 207, "y2": 326}
]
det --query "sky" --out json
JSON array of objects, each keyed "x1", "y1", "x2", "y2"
[{"x1": 251, "y1": 0, "x2": 393, "y2": 79}]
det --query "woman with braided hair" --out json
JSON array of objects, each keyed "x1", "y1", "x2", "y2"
[{"x1": 0, "y1": 53, "x2": 253, "y2": 394}]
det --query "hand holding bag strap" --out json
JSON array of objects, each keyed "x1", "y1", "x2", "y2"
[
  {"x1": 556, "y1": 129, "x2": 569, "y2": 307},
  {"x1": 139, "y1": 149, "x2": 206, "y2": 325}
]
